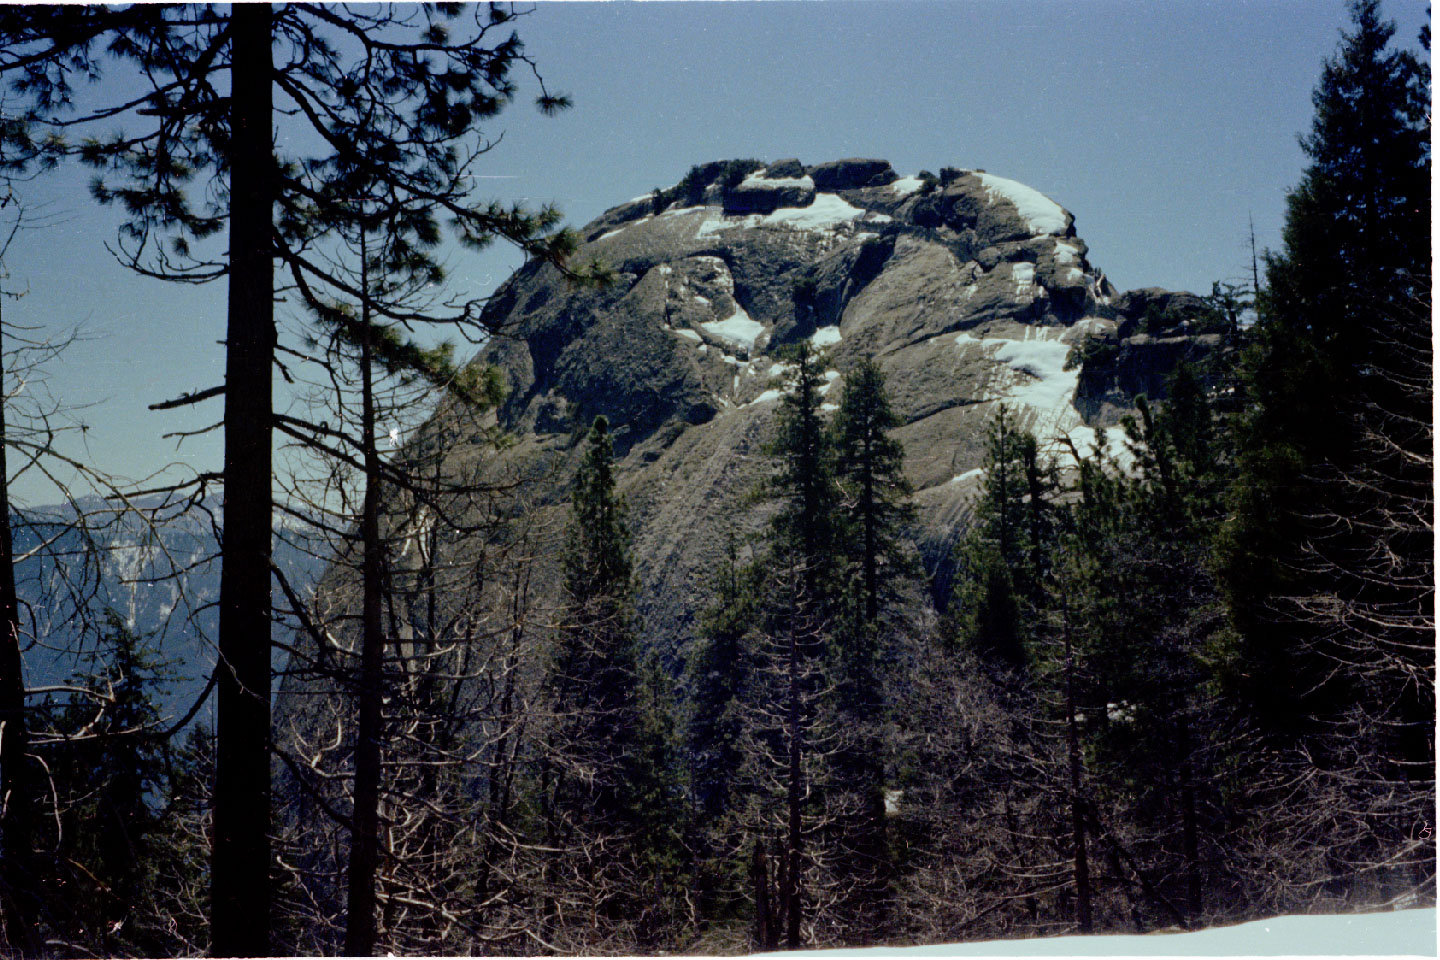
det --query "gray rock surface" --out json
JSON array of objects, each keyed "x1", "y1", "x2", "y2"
[{"x1": 329, "y1": 159, "x2": 1221, "y2": 661}]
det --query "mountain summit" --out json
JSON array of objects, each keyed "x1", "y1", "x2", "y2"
[{"x1": 450, "y1": 158, "x2": 1219, "y2": 646}]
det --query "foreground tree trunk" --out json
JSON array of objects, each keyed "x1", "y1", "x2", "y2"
[
  {"x1": 345, "y1": 246, "x2": 385, "y2": 957},
  {"x1": 1064, "y1": 607, "x2": 1092, "y2": 934},
  {"x1": 211, "y1": 7, "x2": 276, "y2": 956},
  {"x1": 0, "y1": 287, "x2": 38, "y2": 954}
]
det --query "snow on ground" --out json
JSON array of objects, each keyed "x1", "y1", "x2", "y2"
[
  {"x1": 672, "y1": 328, "x2": 702, "y2": 342},
  {"x1": 1053, "y1": 240, "x2": 1082, "y2": 265},
  {"x1": 977, "y1": 173, "x2": 1069, "y2": 236},
  {"x1": 701, "y1": 304, "x2": 765, "y2": 352},
  {"x1": 811, "y1": 325, "x2": 843, "y2": 347},
  {"x1": 891, "y1": 175, "x2": 926, "y2": 196},
  {"x1": 763, "y1": 907, "x2": 1437, "y2": 957},
  {"x1": 949, "y1": 466, "x2": 986, "y2": 486}
]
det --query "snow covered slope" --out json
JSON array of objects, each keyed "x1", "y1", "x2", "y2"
[{"x1": 769, "y1": 908, "x2": 1436, "y2": 957}]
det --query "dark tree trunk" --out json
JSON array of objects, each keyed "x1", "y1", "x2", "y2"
[
  {"x1": 1065, "y1": 607, "x2": 1092, "y2": 934},
  {"x1": 861, "y1": 444, "x2": 878, "y2": 624},
  {"x1": 752, "y1": 840, "x2": 772, "y2": 951},
  {"x1": 345, "y1": 245, "x2": 384, "y2": 957},
  {"x1": 0, "y1": 294, "x2": 40, "y2": 955},
  {"x1": 211, "y1": 6, "x2": 276, "y2": 956},
  {"x1": 1179, "y1": 723, "x2": 1202, "y2": 928},
  {"x1": 784, "y1": 611, "x2": 803, "y2": 951}
]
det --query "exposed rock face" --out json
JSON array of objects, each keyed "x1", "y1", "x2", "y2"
[{"x1": 437, "y1": 159, "x2": 1217, "y2": 652}]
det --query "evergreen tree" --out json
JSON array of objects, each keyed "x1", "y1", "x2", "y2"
[
  {"x1": 767, "y1": 343, "x2": 840, "y2": 606},
  {"x1": 544, "y1": 416, "x2": 684, "y2": 948},
  {"x1": 951, "y1": 406, "x2": 1058, "y2": 668},
  {"x1": 688, "y1": 530, "x2": 757, "y2": 825},
  {"x1": 40, "y1": 614, "x2": 175, "y2": 955},
  {"x1": 0, "y1": 11, "x2": 589, "y2": 950},
  {"x1": 826, "y1": 358, "x2": 915, "y2": 942},
  {"x1": 832, "y1": 357, "x2": 916, "y2": 627},
  {"x1": 1215, "y1": 0, "x2": 1432, "y2": 900}
]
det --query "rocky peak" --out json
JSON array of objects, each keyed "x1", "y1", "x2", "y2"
[{"x1": 465, "y1": 158, "x2": 1217, "y2": 645}]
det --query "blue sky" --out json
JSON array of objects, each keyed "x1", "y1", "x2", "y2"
[{"x1": 1, "y1": 0, "x2": 1429, "y2": 504}]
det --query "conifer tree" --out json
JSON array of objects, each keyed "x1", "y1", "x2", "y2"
[
  {"x1": 827, "y1": 357, "x2": 915, "y2": 942},
  {"x1": 0, "y1": 11, "x2": 589, "y2": 951},
  {"x1": 832, "y1": 357, "x2": 915, "y2": 627},
  {"x1": 1216, "y1": 0, "x2": 1432, "y2": 899},
  {"x1": 39, "y1": 615, "x2": 175, "y2": 955},
  {"x1": 544, "y1": 416, "x2": 683, "y2": 948},
  {"x1": 951, "y1": 406, "x2": 1057, "y2": 668},
  {"x1": 767, "y1": 343, "x2": 840, "y2": 605}
]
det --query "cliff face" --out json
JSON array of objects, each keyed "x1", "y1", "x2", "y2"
[{"x1": 411, "y1": 158, "x2": 1219, "y2": 653}]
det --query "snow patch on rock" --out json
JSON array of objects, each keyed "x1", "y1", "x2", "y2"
[
  {"x1": 949, "y1": 467, "x2": 985, "y2": 486},
  {"x1": 991, "y1": 333, "x2": 1074, "y2": 415},
  {"x1": 741, "y1": 171, "x2": 815, "y2": 191},
  {"x1": 1012, "y1": 262, "x2": 1035, "y2": 292},
  {"x1": 747, "y1": 388, "x2": 785, "y2": 406},
  {"x1": 977, "y1": 173, "x2": 1068, "y2": 236},
  {"x1": 890, "y1": 175, "x2": 925, "y2": 196},
  {"x1": 701, "y1": 304, "x2": 765, "y2": 352},
  {"x1": 810, "y1": 325, "x2": 843, "y2": 347},
  {"x1": 763, "y1": 192, "x2": 865, "y2": 230}
]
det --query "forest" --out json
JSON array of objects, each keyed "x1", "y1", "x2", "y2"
[{"x1": 0, "y1": 2, "x2": 1430, "y2": 957}]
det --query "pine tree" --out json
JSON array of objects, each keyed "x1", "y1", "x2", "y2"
[
  {"x1": 40, "y1": 614, "x2": 175, "y2": 954},
  {"x1": 767, "y1": 343, "x2": 840, "y2": 606},
  {"x1": 832, "y1": 357, "x2": 915, "y2": 627},
  {"x1": 688, "y1": 530, "x2": 757, "y2": 825},
  {"x1": 826, "y1": 357, "x2": 915, "y2": 942},
  {"x1": 951, "y1": 406, "x2": 1057, "y2": 668},
  {"x1": 0, "y1": 11, "x2": 589, "y2": 950},
  {"x1": 544, "y1": 416, "x2": 683, "y2": 948},
  {"x1": 1216, "y1": 0, "x2": 1432, "y2": 901}
]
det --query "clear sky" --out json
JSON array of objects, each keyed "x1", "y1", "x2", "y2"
[{"x1": 1, "y1": 0, "x2": 1429, "y2": 505}]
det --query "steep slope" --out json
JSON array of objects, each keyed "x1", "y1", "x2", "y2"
[{"x1": 442, "y1": 158, "x2": 1220, "y2": 652}]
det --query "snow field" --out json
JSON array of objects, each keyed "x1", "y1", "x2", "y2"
[{"x1": 760, "y1": 907, "x2": 1437, "y2": 957}]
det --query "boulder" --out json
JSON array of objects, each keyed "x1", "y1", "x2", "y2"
[
  {"x1": 807, "y1": 157, "x2": 897, "y2": 191},
  {"x1": 762, "y1": 157, "x2": 805, "y2": 179},
  {"x1": 722, "y1": 170, "x2": 816, "y2": 214}
]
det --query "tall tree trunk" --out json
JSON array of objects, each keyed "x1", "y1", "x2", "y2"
[
  {"x1": 861, "y1": 446, "x2": 878, "y2": 624},
  {"x1": 1179, "y1": 721, "x2": 1201, "y2": 928},
  {"x1": 0, "y1": 292, "x2": 39, "y2": 955},
  {"x1": 211, "y1": 6, "x2": 276, "y2": 955},
  {"x1": 345, "y1": 239, "x2": 384, "y2": 956},
  {"x1": 1064, "y1": 604, "x2": 1092, "y2": 934},
  {"x1": 752, "y1": 840, "x2": 772, "y2": 951},
  {"x1": 784, "y1": 604, "x2": 803, "y2": 950}
]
